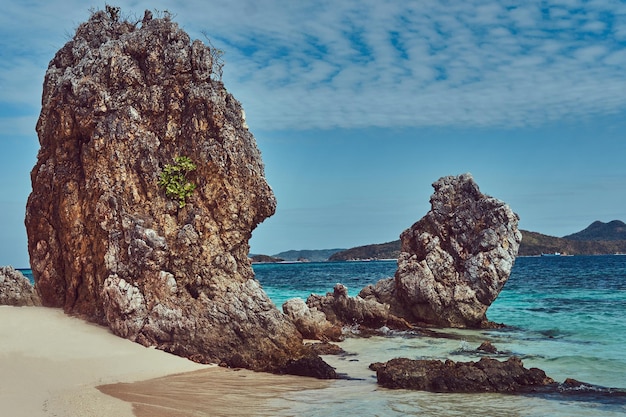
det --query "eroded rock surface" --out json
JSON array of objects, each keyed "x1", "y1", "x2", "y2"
[
  {"x1": 0, "y1": 266, "x2": 41, "y2": 306},
  {"x1": 283, "y1": 297, "x2": 343, "y2": 342},
  {"x1": 362, "y1": 173, "x2": 521, "y2": 328},
  {"x1": 303, "y1": 284, "x2": 413, "y2": 333},
  {"x1": 25, "y1": 9, "x2": 315, "y2": 373}
]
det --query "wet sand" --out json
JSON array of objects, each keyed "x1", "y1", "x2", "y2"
[
  {"x1": 0, "y1": 306, "x2": 329, "y2": 417},
  {"x1": 99, "y1": 367, "x2": 329, "y2": 417}
]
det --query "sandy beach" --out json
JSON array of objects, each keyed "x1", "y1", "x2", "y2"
[{"x1": 0, "y1": 306, "x2": 327, "y2": 416}]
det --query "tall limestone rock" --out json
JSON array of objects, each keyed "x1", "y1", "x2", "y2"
[{"x1": 25, "y1": 9, "x2": 312, "y2": 373}]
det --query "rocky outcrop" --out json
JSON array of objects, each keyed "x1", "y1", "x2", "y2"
[
  {"x1": 307, "y1": 284, "x2": 391, "y2": 329},
  {"x1": 370, "y1": 357, "x2": 554, "y2": 393},
  {"x1": 0, "y1": 267, "x2": 42, "y2": 306},
  {"x1": 303, "y1": 284, "x2": 413, "y2": 333},
  {"x1": 361, "y1": 173, "x2": 521, "y2": 328},
  {"x1": 25, "y1": 8, "x2": 319, "y2": 374},
  {"x1": 283, "y1": 298, "x2": 343, "y2": 341}
]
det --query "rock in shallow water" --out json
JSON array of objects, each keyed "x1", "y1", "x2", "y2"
[
  {"x1": 370, "y1": 357, "x2": 554, "y2": 393},
  {"x1": 362, "y1": 173, "x2": 522, "y2": 328},
  {"x1": 303, "y1": 174, "x2": 521, "y2": 333},
  {"x1": 25, "y1": 9, "x2": 321, "y2": 374}
]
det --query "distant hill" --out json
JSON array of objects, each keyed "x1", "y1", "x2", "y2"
[
  {"x1": 250, "y1": 254, "x2": 284, "y2": 263},
  {"x1": 516, "y1": 231, "x2": 626, "y2": 256},
  {"x1": 272, "y1": 248, "x2": 345, "y2": 262},
  {"x1": 328, "y1": 241, "x2": 401, "y2": 261},
  {"x1": 563, "y1": 220, "x2": 626, "y2": 241},
  {"x1": 329, "y1": 221, "x2": 626, "y2": 260}
]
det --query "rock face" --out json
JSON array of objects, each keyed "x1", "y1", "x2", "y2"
[
  {"x1": 370, "y1": 357, "x2": 554, "y2": 393},
  {"x1": 25, "y1": 9, "x2": 311, "y2": 373},
  {"x1": 362, "y1": 173, "x2": 521, "y2": 328},
  {"x1": 282, "y1": 297, "x2": 343, "y2": 341},
  {"x1": 0, "y1": 266, "x2": 42, "y2": 306},
  {"x1": 304, "y1": 284, "x2": 413, "y2": 333}
]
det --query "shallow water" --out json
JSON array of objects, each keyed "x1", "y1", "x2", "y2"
[{"x1": 255, "y1": 256, "x2": 626, "y2": 416}]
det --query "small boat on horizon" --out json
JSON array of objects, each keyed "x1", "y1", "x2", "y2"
[{"x1": 541, "y1": 252, "x2": 561, "y2": 257}]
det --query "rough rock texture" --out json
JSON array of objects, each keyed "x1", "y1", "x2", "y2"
[
  {"x1": 0, "y1": 266, "x2": 42, "y2": 306},
  {"x1": 362, "y1": 173, "x2": 521, "y2": 328},
  {"x1": 305, "y1": 341, "x2": 345, "y2": 356},
  {"x1": 282, "y1": 298, "x2": 343, "y2": 342},
  {"x1": 370, "y1": 357, "x2": 554, "y2": 393},
  {"x1": 282, "y1": 355, "x2": 338, "y2": 379},
  {"x1": 25, "y1": 9, "x2": 314, "y2": 373},
  {"x1": 304, "y1": 284, "x2": 413, "y2": 333}
]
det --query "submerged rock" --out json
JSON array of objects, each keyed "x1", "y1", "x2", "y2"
[
  {"x1": 0, "y1": 266, "x2": 41, "y2": 306},
  {"x1": 363, "y1": 173, "x2": 521, "y2": 328},
  {"x1": 25, "y1": 8, "x2": 320, "y2": 374},
  {"x1": 370, "y1": 357, "x2": 554, "y2": 393},
  {"x1": 477, "y1": 340, "x2": 499, "y2": 354}
]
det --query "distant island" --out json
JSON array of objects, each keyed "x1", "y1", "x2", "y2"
[
  {"x1": 251, "y1": 248, "x2": 346, "y2": 263},
  {"x1": 251, "y1": 220, "x2": 626, "y2": 262}
]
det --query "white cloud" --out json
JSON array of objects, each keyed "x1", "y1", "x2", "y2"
[{"x1": 1, "y1": 0, "x2": 626, "y2": 132}]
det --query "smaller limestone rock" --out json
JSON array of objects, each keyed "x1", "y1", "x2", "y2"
[
  {"x1": 0, "y1": 267, "x2": 42, "y2": 307},
  {"x1": 367, "y1": 173, "x2": 521, "y2": 328}
]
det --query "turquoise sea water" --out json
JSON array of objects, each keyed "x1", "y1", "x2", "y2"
[{"x1": 253, "y1": 256, "x2": 626, "y2": 416}]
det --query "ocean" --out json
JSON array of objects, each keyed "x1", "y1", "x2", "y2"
[
  {"x1": 253, "y1": 255, "x2": 626, "y2": 416},
  {"x1": 19, "y1": 255, "x2": 626, "y2": 415}
]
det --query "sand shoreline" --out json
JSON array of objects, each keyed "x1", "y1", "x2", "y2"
[{"x1": 0, "y1": 306, "x2": 328, "y2": 416}]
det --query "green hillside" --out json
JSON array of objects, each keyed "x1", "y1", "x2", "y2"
[
  {"x1": 272, "y1": 248, "x2": 345, "y2": 262},
  {"x1": 329, "y1": 221, "x2": 626, "y2": 260}
]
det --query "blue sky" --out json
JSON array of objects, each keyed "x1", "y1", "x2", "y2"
[{"x1": 1, "y1": 1, "x2": 626, "y2": 266}]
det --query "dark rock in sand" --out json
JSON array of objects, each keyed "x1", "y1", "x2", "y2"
[
  {"x1": 362, "y1": 173, "x2": 521, "y2": 328},
  {"x1": 371, "y1": 356, "x2": 554, "y2": 393},
  {"x1": 282, "y1": 355, "x2": 338, "y2": 379},
  {"x1": 25, "y1": 8, "x2": 324, "y2": 375},
  {"x1": 0, "y1": 266, "x2": 42, "y2": 307},
  {"x1": 305, "y1": 341, "x2": 345, "y2": 356}
]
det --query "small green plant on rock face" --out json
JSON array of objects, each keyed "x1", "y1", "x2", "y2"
[{"x1": 158, "y1": 156, "x2": 197, "y2": 208}]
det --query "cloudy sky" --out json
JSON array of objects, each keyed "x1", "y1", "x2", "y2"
[{"x1": 1, "y1": 0, "x2": 626, "y2": 265}]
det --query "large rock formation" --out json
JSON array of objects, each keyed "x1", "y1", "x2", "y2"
[
  {"x1": 361, "y1": 173, "x2": 521, "y2": 328},
  {"x1": 25, "y1": 8, "x2": 316, "y2": 373},
  {"x1": 0, "y1": 266, "x2": 41, "y2": 306}
]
